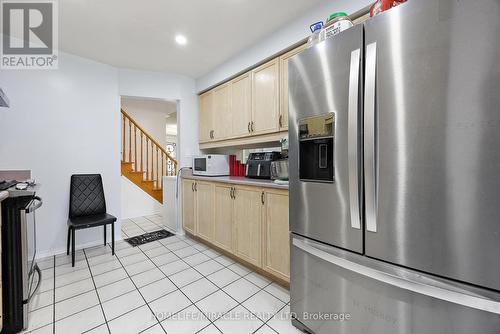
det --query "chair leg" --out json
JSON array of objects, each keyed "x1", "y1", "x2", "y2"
[
  {"x1": 111, "y1": 223, "x2": 115, "y2": 256},
  {"x1": 104, "y1": 225, "x2": 107, "y2": 246},
  {"x1": 67, "y1": 227, "x2": 71, "y2": 255},
  {"x1": 71, "y1": 227, "x2": 76, "y2": 267}
]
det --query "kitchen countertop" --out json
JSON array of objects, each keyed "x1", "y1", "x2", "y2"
[
  {"x1": 181, "y1": 170, "x2": 288, "y2": 190},
  {"x1": 0, "y1": 184, "x2": 40, "y2": 199}
]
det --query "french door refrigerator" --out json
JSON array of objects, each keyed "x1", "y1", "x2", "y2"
[{"x1": 288, "y1": 0, "x2": 500, "y2": 333}]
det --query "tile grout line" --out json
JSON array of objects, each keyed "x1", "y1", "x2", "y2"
[
  {"x1": 112, "y1": 249, "x2": 166, "y2": 334},
  {"x1": 83, "y1": 248, "x2": 112, "y2": 334},
  {"x1": 50, "y1": 248, "x2": 162, "y2": 294},
  {"x1": 139, "y1": 236, "x2": 273, "y2": 334},
  {"x1": 44, "y1": 251, "x2": 222, "y2": 326},
  {"x1": 46, "y1": 217, "x2": 286, "y2": 334},
  {"x1": 133, "y1": 240, "x2": 209, "y2": 333},
  {"x1": 133, "y1": 238, "x2": 235, "y2": 334},
  {"x1": 35, "y1": 219, "x2": 260, "y2": 330},
  {"x1": 53, "y1": 255, "x2": 56, "y2": 334},
  {"x1": 165, "y1": 239, "x2": 289, "y2": 334}
]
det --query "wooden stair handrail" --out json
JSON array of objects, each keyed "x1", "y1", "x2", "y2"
[
  {"x1": 121, "y1": 108, "x2": 177, "y2": 165},
  {"x1": 121, "y1": 107, "x2": 177, "y2": 198}
]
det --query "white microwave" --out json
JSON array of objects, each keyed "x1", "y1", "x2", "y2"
[{"x1": 192, "y1": 155, "x2": 229, "y2": 176}]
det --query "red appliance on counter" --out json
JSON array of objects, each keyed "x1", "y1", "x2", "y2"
[
  {"x1": 229, "y1": 155, "x2": 245, "y2": 176},
  {"x1": 370, "y1": 0, "x2": 407, "y2": 17},
  {"x1": 229, "y1": 155, "x2": 236, "y2": 176}
]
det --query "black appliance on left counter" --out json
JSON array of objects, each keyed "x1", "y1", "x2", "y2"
[{"x1": 1, "y1": 190, "x2": 42, "y2": 334}]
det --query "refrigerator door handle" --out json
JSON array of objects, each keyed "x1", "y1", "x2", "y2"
[
  {"x1": 348, "y1": 48, "x2": 361, "y2": 230},
  {"x1": 364, "y1": 42, "x2": 378, "y2": 233},
  {"x1": 293, "y1": 238, "x2": 500, "y2": 315}
]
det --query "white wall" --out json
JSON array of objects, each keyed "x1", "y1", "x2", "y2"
[
  {"x1": 121, "y1": 177, "x2": 162, "y2": 218},
  {"x1": 196, "y1": 0, "x2": 372, "y2": 92},
  {"x1": 0, "y1": 51, "x2": 121, "y2": 258},
  {"x1": 0, "y1": 62, "x2": 197, "y2": 257}
]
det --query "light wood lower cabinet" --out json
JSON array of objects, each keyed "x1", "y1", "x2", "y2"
[
  {"x1": 182, "y1": 180, "x2": 215, "y2": 242},
  {"x1": 182, "y1": 179, "x2": 290, "y2": 282},
  {"x1": 263, "y1": 189, "x2": 290, "y2": 281},
  {"x1": 214, "y1": 185, "x2": 234, "y2": 252},
  {"x1": 233, "y1": 186, "x2": 263, "y2": 267},
  {"x1": 195, "y1": 182, "x2": 215, "y2": 242},
  {"x1": 182, "y1": 179, "x2": 196, "y2": 234}
]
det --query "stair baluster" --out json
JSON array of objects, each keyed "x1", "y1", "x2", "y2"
[
  {"x1": 122, "y1": 114, "x2": 126, "y2": 162},
  {"x1": 121, "y1": 108, "x2": 177, "y2": 203}
]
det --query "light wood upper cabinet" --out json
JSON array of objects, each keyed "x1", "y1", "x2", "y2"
[
  {"x1": 196, "y1": 182, "x2": 215, "y2": 243},
  {"x1": 213, "y1": 184, "x2": 234, "y2": 252},
  {"x1": 182, "y1": 180, "x2": 196, "y2": 234},
  {"x1": 231, "y1": 73, "x2": 252, "y2": 138},
  {"x1": 263, "y1": 189, "x2": 290, "y2": 281},
  {"x1": 199, "y1": 91, "x2": 214, "y2": 142},
  {"x1": 280, "y1": 44, "x2": 307, "y2": 131},
  {"x1": 251, "y1": 58, "x2": 280, "y2": 135},
  {"x1": 233, "y1": 186, "x2": 263, "y2": 267},
  {"x1": 213, "y1": 84, "x2": 232, "y2": 140}
]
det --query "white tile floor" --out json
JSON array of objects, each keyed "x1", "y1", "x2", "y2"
[{"x1": 22, "y1": 215, "x2": 299, "y2": 334}]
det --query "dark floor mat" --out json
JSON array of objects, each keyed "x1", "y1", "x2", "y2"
[{"x1": 125, "y1": 229, "x2": 175, "y2": 247}]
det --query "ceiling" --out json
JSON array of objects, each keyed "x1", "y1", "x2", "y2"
[
  {"x1": 121, "y1": 96, "x2": 176, "y2": 115},
  {"x1": 58, "y1": 0, "x2": 323, "y2": 78}
]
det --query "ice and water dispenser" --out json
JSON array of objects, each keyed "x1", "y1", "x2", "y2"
[{"x1": 298, "y1": 113, "x2": 335, "y2": 183}]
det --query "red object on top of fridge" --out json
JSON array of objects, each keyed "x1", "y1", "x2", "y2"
[{"x1": 370, "y1": 0, "x2": 407, "y2": 17}]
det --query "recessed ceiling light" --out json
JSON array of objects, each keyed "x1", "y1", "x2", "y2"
[{"x1": 175, "y1": 34, "x2": 187, "y2": 45}]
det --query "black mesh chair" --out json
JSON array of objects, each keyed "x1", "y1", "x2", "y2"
[{"x1": 67, "y1": 174, "x2": 116, "y2": 266}]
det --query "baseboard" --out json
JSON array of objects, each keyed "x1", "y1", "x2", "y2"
[{"x1": 35, "y1": 235, "x2": 124, "y2": 260}]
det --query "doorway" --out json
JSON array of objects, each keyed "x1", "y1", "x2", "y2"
[{"x1": 119, "y1": 96, "x2": 178, "y2": 238}]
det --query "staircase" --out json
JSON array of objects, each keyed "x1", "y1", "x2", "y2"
[{"x1": 121, "y1": 108, "x2": 177, "y2": 203}]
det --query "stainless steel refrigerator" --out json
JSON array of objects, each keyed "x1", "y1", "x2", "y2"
[{"x1": 288, "y1": 1, "x2": 500, "y2": 333}]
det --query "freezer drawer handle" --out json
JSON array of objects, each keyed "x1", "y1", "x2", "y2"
[
  {"x1": 293, "y1": 238, "x2": 500, "y2": 315},
  {"x1": 364, "y1": 42, "x2": 378, "y2": 233},
  {"x1": 348, "y1": 48, "x2": 361, "y2": 230}
]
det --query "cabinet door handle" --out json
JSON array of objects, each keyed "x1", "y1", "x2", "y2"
[
  {"x1": 229, "y1": 187, "x2": 233, "y2": 199},
  {"x1": 232, "y1": 187, "x2": 236, "y2": 199},
  {"x1": 261, "y1": 191, "x2": 265, "y2": 204},
  {"x1": 212, "y1": 130, "x2": 215, "y2": 139},
  {"x1": 194, "y1": 182, "x2": 197, "y2": 192},
  {"x1": 192, "y1": 183, "x2": 194, "y2": 191},
  {"x1": 247, "y1": 122, "x2": 251, "y2": 133},
  {"x1": 251, "y1": 122, "x2": 255, "y2": 132},
  {"x1": 279, "y1": 115, "x2": 283, "y2": 128}
]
